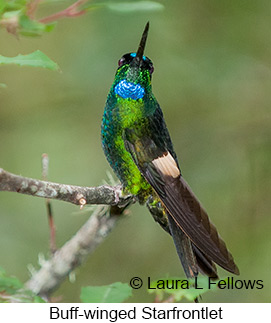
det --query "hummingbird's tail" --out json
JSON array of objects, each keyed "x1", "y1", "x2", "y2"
[
  {"x1": 167, "y1": 212, "x2": 218, "y2": 303},
  {"x1": 167, "y1": 214, "x2": 218, "y2": 279},
  {"x1": 146, "y1": 195, "x2": 219, "y2": 302},
  {"x1": 192, "y1": 244, "x2": 218, "y2": 279},
  {"x1": 146, "y1": 196, "x2": 218, "y2": 279},
  {"x1": 167, "y1": 214, "x2": 198, "y2": 278}
]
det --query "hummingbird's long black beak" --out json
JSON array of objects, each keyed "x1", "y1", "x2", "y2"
[{"x1": 136, "y1": 22, "x2": 149, "y2": 63}]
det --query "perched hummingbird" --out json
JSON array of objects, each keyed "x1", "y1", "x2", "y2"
[{"x1": 101, "y1": 22, "x2": 239, "y2": 279}]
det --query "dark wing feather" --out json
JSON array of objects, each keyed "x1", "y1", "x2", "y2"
[
  {"x1": 144, "y1": 157, "x2": 239, "y2": 274},
  {"x1": 123, "y1": 111, "x2": 239, "y2": 275}
]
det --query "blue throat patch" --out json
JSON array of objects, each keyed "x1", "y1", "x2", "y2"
[{"x1": 114, "y1": 80, "x2": 145, "y2": 100}]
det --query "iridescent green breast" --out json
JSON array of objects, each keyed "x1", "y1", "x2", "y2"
[{"x1": 101, "y1": 95, "x2": 151, "y2": 197}]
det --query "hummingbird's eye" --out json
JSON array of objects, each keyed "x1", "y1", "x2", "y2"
[{"x1": 118, "y1": 57, "x2": 126, "y2": 67}]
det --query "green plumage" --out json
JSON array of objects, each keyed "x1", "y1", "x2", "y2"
[
  {"x1": 101, "y1": 52, "x2": 156, "y2": 197},
  {"x1": 101, "y1": 23, "x2": 239, "y2": 281}
]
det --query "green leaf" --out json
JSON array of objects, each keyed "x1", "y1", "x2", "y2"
[
  {"x1": 0, "y1": 0, "x2": 27, "y2": 15},
  {"x1": 80, "y1": 282, "x2": 132, "y2": 303},
  {"x1": 0, "y1": 266, "x2": 23, "y2": 295},
  {"x1": 0, "y1": 50, "x2": 60, "y2": 71},
  {"x1": 0, "y1": 266, "x2": 45, "y2": 303},
  {"x1": 1, "y1": 9, "x2": 21, "y2": 19},
  {"x1": 9, "y1": 289, "x2": 46, "y2": 303},
  {"x1": 19, "y1": 15, "x2": 56, "y2": 36},
  {"x1": 0, "y1": 0, "x2": 5, "y2": 14},
  {"x1": 102, "y1": 1, "x2": 164, "y2": 13}
]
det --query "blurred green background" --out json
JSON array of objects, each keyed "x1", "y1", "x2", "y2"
[{"x1": 0, "y1": 0, "x2": 270, "y2": 302}]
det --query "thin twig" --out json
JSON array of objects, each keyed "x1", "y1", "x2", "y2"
[
  {"x1": 0, "y1": 167, "x2": 134, "y2": 298},
  {"x1": 42, "y1": 154, "x2": 57, "y2": 254},
  {"x1": 39, "y1": 0, "x2": 89, "y2": 24},
  {"x1": 25, "y1": 204, "x2": 130, "y2": 297},
  {"x1": 26, "y1": 0, "x2": 42, "y2": 19}
]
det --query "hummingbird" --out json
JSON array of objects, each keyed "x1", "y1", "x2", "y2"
[{"x1": 101, "y1": 22, "x2": 239, "y2": 280}]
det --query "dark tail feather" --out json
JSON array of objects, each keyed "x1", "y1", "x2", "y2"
[
  {"x1": 192, "y1": 245, "x2": 218, "y2": 279},
  {"x1": 168, "y1": 214, "x2": 201, "y2": 303},
  {"x1": 168, "y1": 214, "x2": 198, "y2": 278},
  {"x1": 147, "y1": 198, "x2": 217, "y2": 302}
]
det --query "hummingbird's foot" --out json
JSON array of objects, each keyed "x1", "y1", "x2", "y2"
[
  {"x1": 146, "y1": 195, "x2": 169, "y2": 234},
  {"x1": 113, "y1": 185, "x2": 135, "y2": 208}
]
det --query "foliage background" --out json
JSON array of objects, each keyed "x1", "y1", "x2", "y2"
[{"x1": 0, "y1": 0, "x2": 270, "y2": 302}]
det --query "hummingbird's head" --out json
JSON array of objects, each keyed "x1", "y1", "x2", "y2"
[{"x1": 114, "y1": 22, "x2": 154, "y2": 100}]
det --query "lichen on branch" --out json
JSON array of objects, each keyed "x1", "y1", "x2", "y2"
[
  {"x1": 0, "y1": 168, "x2": 133, "y2": 207},
  {"x1": 0, "y1": 167, "x2": 134, "y2": 298}
]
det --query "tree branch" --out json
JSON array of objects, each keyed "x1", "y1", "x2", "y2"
[
  {"x1": 0, "y1": 167, "x2": 135, "y2": 298},
  {"x1": 25, "y1": 204, "x2": 128, "y2": 298},
  {"x1": 0, "y1": 168, "x2": 133, "y2": 207}
]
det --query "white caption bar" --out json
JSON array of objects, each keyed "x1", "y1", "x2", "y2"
[{"x1": 1, "y1": 303, "x2": 269, "y2": 322}]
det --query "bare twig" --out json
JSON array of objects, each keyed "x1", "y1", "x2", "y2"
[
  {"x1": 0, "y1": 167, "x2": 134, "y2": 298},
  {"x1": 39, "y1": 0, "x2": 89, "y2": 24},
  {"x1": 42, "y1": 154, "x2": 57, "y2": 253},
  {"x1": 0, "y1": 168, "x2": 133, "y2": 207},
  {"x1": 26, "y1": 0, "x2": 42, "y2": 19},
  {"x1": 25, "y1": 204, "x2": 130, "y2": 297}
]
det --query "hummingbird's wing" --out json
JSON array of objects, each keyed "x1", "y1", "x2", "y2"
[
  {"x1": 123, "y1": 110, "x2": 239, "y2": 275},
  {"x1": 147, "y1": 193, "x2": 218, "y2": 279},
  {"x1": 146, "y1": 194, "x2": 205, "y2": 279}
]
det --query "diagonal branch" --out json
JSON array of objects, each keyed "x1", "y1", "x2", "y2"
[
  {"x1": 39, "y1": 0, "x2": 88, "y2": 24},
  {"x1": 0, "y1": 167, "x2": 135, "y2": 298},
  {"x1": 25, "y1": 204, "x2": 129, "y2": 298}
]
